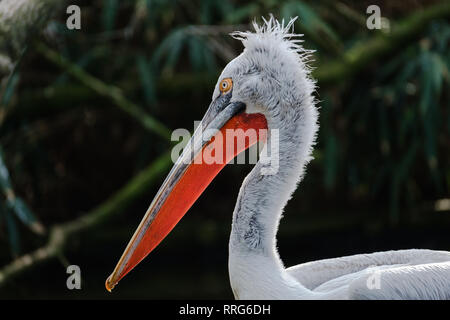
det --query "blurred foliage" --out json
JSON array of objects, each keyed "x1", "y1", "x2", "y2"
[
  {"x1": 320, "y1": 18, "x2": 450, "y2": 223},
  {"x1": 0, "y1": 146, "x2": 44, "y2": 257},
  {"x1": 0, "y1": 0, "x2": 449, "y2": 298}
]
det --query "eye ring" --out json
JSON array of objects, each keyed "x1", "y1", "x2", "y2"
[{"x1": 219, "y1": 78, "x2": 233, "y2": 93}]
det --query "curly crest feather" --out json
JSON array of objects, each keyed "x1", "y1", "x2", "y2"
[{"x1": 230, "y1": 16, "x2": 314, "y2": 73}]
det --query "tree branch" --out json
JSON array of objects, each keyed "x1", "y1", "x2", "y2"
[
  {"x1": 0, "y1": 0, "x2": 66, "y2": 79},
  {"x1": 1, "y1": 72, "x2": 218, "y2": 131},
  {"x1": 34, "y1": 42, "x2": 172, "y2": 140},
  {"x1": 0, "y1": 151, "x2": 172, "y2": 288}
]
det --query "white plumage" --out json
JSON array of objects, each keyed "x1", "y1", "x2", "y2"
[
  {"x1": 105, "y1": 16, "x2": 450, "y2": 299},
  {"x1": 220, "y1": 17, "x2": 450, "y2": 300}
]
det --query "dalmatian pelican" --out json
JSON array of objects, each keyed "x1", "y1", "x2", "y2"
[{"x1": 105, "y1": 17, "x2": 450, "y2": 299}]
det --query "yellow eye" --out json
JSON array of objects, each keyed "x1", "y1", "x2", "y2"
[{"x1": 219, "y1": 78, "x2": 233, "y2": 93}]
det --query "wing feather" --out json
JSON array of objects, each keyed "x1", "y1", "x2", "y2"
[
  {"x1": 286, "y1": 249, "x2": 450, "y2": 292},
  {"x1": 348, "y1": 262, "x2": 450, "y2": 299}
]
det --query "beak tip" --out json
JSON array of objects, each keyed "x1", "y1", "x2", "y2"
[{"x1": 105, "y1": 275, "x2": 116, "y2": 292}]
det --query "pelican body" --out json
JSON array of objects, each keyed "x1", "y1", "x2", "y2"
[{"x1": 106, "y1": 17, "x2": 450, "y2": 299}]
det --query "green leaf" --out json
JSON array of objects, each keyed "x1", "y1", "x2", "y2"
[
  {"x1": 419, "y1": 48, "x2": 443, "y2": 190},
  {"x1": 281, "y1": 1, "x2": 341, "y2": 52},
  {"x1": 55, "y1": 48, "x2": 106, "y2": 85},
  {"x1": 324, "y1": 134, "x2": 338, "y2": 190},
  {"x1": 7, "y1": 197, "x2": 45, "y2": 235},
  {"x1": 102, "y1": 0, "x2": 119, "y2": 31},
  {"x1": 420, "y1": 60, "x2": 432, "y2": 115},
  {"x1": 396, "y1": 55, "x2": 418, "y2": 88},
  {"x1": 419, "y1": 49, "x2": 444, "y2": 115},
  {"x1": 188, "y1": 36, "x2": 204, "y2": 71},
  {"x1": 1, "y1": 72, "x2": 20, "y2": 107},
  {"x1": 152, "y1": 28, "x2": 186, "y2": 73},
  {"x1": 1, "y1": 46, "x2": 26, "y2": 107},
  {"x1": 378, "y1": 46, "x2": 417, "y2": 83},
  {"x1": 390, "y1": 141, "x2": 419, "y2": 225},
  {"x1": 0, "y1": 147, "x2": 11, "y2": 190},
  {"x1": 429, "y1": 53, "x2": 445, "y2": 95},
  {"x1": 201, "y1": 40, "x2": 217, "y2": 72},
  {"x1": 137, "y1": 54, "x2": 156, "y2": 107},
  {"x1": 4, "y1": 207, "x2": 20, "y2": 257}
]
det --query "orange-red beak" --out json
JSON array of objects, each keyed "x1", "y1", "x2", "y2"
[{"x1": 105, "y1": 101, "x2": 267, "y2": 291}]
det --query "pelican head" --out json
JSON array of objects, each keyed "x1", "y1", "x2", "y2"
[
  {"x1": 215, "y1": 17, "x2": 316, "y2": 128},
  {"x1": 105, "y1": 16, "x2": 318, "y2": 292}
]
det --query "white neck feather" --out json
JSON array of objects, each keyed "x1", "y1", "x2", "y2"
[
  {"x1": 228, "y1": 100, "x2": 318, "y2": 299},
  {"x1": 225, "y1": 15, "x2": 321, "y2": 300}
]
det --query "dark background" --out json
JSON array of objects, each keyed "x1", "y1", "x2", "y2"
[{"x1": 0, "y1": 0, "x2": 449, "y2": 299}]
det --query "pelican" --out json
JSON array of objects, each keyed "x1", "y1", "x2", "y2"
[{"x1": 106, "y1": 17, "x2": 450, "y2": 299}]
